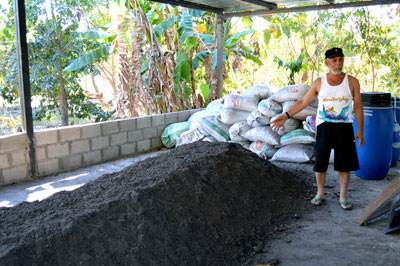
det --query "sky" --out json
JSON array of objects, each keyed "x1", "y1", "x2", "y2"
[{"x1": 0, "y1": 0, "x2": 9, "y2": 9}]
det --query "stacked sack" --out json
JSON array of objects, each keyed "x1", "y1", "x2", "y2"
[{"x1": 161, "y1": 84, "x2": 318, "y2": 163}]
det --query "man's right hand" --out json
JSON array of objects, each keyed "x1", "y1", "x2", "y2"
[{"x1": 270, "y1": 115, "x2": 288, "y2": 130}]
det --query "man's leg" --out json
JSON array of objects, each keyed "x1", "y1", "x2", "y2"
[
  {"x1": 339, "y1": 171, "x2": 352, "y2": 210},
  {"x1": 311, "y1": 172, "x2": 326, "y2": 205}
]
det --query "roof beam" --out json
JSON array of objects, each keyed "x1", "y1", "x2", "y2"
[
  {"x1": 237, "y1": 0, "x2": 277, "y2": 9},
  {"x1": 149, "y1": 0, "x2": 224, "y2": 13},
  {"x1": 222, "y1": 0, "x2": 400, "y2": 18}
]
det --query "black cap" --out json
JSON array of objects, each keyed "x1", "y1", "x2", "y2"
[{"x1": 325, "y1": 47, "x2": 344, "y2": 59}]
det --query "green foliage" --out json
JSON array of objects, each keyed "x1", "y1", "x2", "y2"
[
  {"x1": 63, "y1": 45, "x2": 111, "y2": 72},
  {"x1": 274, "y1": 50, "x2": 306, "y2": 85},
  {"x1": 200, "y1": 83, "x2": 210, "y2": 103},
  {"x1": 192, "y1": 51, "x2": 210, "y2": 70},
  {"x1": 0, "y1": 0, "x2": 113, "y2": 124},
  {"x1": 174, "y1": 50, "x2": 191, "y2": 93},
  {"x1": 154, "y1": 16, "x2": 177, "y2": 38},
  {"x1": 224, "y1": 29, "x2": 254, "y2": 48}
]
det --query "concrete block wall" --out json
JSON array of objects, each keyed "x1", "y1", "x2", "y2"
[{"x1": 0, "y1": 109, "x2": 200, "y2": 187}]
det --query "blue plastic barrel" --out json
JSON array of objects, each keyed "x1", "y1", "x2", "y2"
[{"x1": 353, "y1": 92, "x2": 393, "y2": 180}]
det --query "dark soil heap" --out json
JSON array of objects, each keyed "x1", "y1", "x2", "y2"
[{"x1": 0, "y1": 142, "x2": 310, "y2": 266}]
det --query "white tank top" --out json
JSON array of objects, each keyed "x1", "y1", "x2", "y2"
[{"x1": 316, "y1": 73, "x2": 354, "y2": 126}]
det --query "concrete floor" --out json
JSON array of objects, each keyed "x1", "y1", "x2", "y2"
[{"x1": 0, "y1": 151, "x2": 164, "y2": 208}]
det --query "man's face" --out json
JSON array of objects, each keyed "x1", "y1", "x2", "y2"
[{"x1": 325, "y1": 56, "x2": 344, "y2": 75}]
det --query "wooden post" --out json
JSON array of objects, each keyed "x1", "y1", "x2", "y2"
[
  {"x1": 356, "y1": 175, "x2": 400, "y2": 225},
  {"x1": 14, "y1": 0, "x2": 37, "y2": 178}
]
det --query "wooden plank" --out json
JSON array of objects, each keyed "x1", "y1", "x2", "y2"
[{"x1": 356, "y1": 174, "x2": 400, "y2": 225}]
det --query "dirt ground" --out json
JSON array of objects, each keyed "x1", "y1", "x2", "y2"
[
  {"x1": 1, "y1": 141, "x2": 400, "y2": 266},
  {"x1": 244, "y1": 161, "x2": 400, "y2": 266}
]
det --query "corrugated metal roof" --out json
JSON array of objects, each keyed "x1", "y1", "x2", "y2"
[{"x1": 148, "y1": 0, "x2": 400, "y2": 16}]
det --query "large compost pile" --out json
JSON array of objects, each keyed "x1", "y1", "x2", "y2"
[{"x1": 0, "y1": 142, "x2": 310, "y2": 266}]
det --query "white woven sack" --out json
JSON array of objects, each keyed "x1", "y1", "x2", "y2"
[
  {"x1": 280, "y1": 129, "x2": 316, "y2": 146},
  {"x1": 243, "y1": 126, "x2": 280, "y2": 146},
  {"x1": 199, "y1": 116, "x2": 230, "y2": 142},
  {"x1": 271, "y1": 114, "x2": 300, "y2": 135},
  {"x1": 202, "y1": 136, "x2": 217, "y2": 142},
  {"x1": 270, "y1": 84, "x2": 310, "y2": 103},
  {"x1": 188, "y1": 99, "x2": 223, "y2": 122},
  {"x1": 249, "y1": 141, "x2": 278, "y2": 159},
  {"x1": 229, "y1": 121, "x2": 252, "y2": 142},
  {"x1": 206, "y1": 99, "x2": 223, "y2": 110},
  {"x1": 176, "y1": 128, "x2": 205, "y2": 147},
  {"x1": 222, "y1": 94, "x2": 259, "y2": 112},
  {"x1": 282, "y1": 101, "x2": 317, "y2": 121},
  {"x1": 190, "y1": 119, "x2": 210, "y2": 136},
  {"x1": 247, "y1": 110, "x2": 271, "y2": 127},
  {"x1": 243, "y1": 84, "x2": 271, "y2": 101},
  {"x1": 217, "y1": 108, "x2": 251, "y2": 125},
  {"x1": 271, "y1": 144, "x2": 313, "y2": 163},
  {"x1": 258, "y1": 97, "x2": 282, "y2": 117}
]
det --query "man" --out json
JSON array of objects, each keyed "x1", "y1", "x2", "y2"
[{"x1": 270, "y1": 47, "x2": 364, "y2": 211}]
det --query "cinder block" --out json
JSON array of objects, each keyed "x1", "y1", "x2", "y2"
[
  {"x1": 91, "y1": 136, "x2": 110, "y2": 150},
  {"x1": 165, "y1": 112, "x2": 178, "y2": 125},
  {"x1": 81, "y1": 124, "x2": 101, "y2": 138},
  {"x1": 151, "y1": 137, "x2": 163, "y2": 149},
  {"x1": 37, "y1": 159, "x2": 59, "y2": 176},
  {"x1": 103, "y1": 146, "x2": 120, "y2": 161},
  {"x1": 35, "y1": 129, "x2": 58, "y2": 146},
  {"x1": 60, "y1": 126, "x2": 81, "y2": 142},
  {"x1": 143, "y1": 127, "x2": 158, "y2": 139},
  {"x1": 3, "y1": 165, "x2": 29, "y2": 185},
  {"x1": 0, "y1": 154, "x2": 10, "y2": 168},
  {"x1": 111, "y1": 132, "x2": 127, "y2": 146},
  {"x1": 121, "y1": 143, "x2": 136, "y2": 156},
  {"x1": 101, "y1": 121, "x2": 119, "y2": 135},
  {"x1": 1, "y1": 133, "x2": 28, "y2": 152},
  {"x1": 137, "y1": 139, "x2": 151, "y2": 153},
  {"x1": 35, "y1": 147, "x2": 46, "y2": 161},
  {"x1": 11, "y1": 150, "x2": 27, "y2": 166},
  {"x1": 128, "y1": 130, "x2": 143, "y2": 142},
  {"x1": 119, "y1": 119, "x2": 136, "y2": 132},
  {"x1": 83, "y1": 151, "x2": 102, "y2": 164},
  {"x1": 157, "y1": 126, "x2": 165, "y2": 136},
  {"x1": 47, "y1": 143, "x2": 69, "y2": 158},
  {"x1": 177, "y1": 110, "x2": 191, "y2": 122},
  {"x1": 151, "y1": 114, "x2": 165, "y2": 127},
  {"x1": 61, "y1": 154, "x2": 83, "y2": 171},
  {"x1": 137, "y1": 116, "x2": 151, "y2": 129},
  {"x1": 71, "y1": 139, "x2": 90, "y2": 154}
]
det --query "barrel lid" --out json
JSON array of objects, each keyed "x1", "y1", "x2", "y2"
[{"x1": 361, "y1": 92, "x2": 392, "y2": 107}]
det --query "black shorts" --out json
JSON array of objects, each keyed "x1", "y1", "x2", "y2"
[{"x1": 313, "y1": 122, "x2": 359, "y2": 172}]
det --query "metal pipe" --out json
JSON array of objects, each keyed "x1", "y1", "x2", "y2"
[
  {"x1": 216, "y1": 15, "x2": 223, "y2": 99},
  {"x1": 14, "y1": 0, "x2": 37, "y2": 178},
  {"x1": 222, "y1": 0, "x2": 400, "y2": 18}
]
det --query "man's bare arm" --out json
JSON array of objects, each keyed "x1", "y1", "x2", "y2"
[
  {"x1": 270, "y1": 79, "x2": 320, "y2": 130},
  {"x1": 350, "y1": 76, "x2": 364, "y2": 147}
]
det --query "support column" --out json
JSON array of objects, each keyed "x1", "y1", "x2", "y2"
[
  {"x1": 14, "y1": 0, "x2": 37, "y2": 177},
  {"x1": 216, "y1": 15, "x2": 223, "y2": 99}
]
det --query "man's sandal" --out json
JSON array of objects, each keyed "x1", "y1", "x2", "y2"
[
  {"x1": 340, "y1": 201, "x2": 353, "y2": 210},
  {"x1": 311, "y1": 197, "x2": 325, "y2": 206}
]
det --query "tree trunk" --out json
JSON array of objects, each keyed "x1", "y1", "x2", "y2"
[{"x1": 58, "y1": 56, "x2": 68, "y2": 126}]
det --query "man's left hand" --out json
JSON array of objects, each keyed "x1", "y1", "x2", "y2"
[{"x1": 354, "y1": 131, "x2": 364, "y2": 147}]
